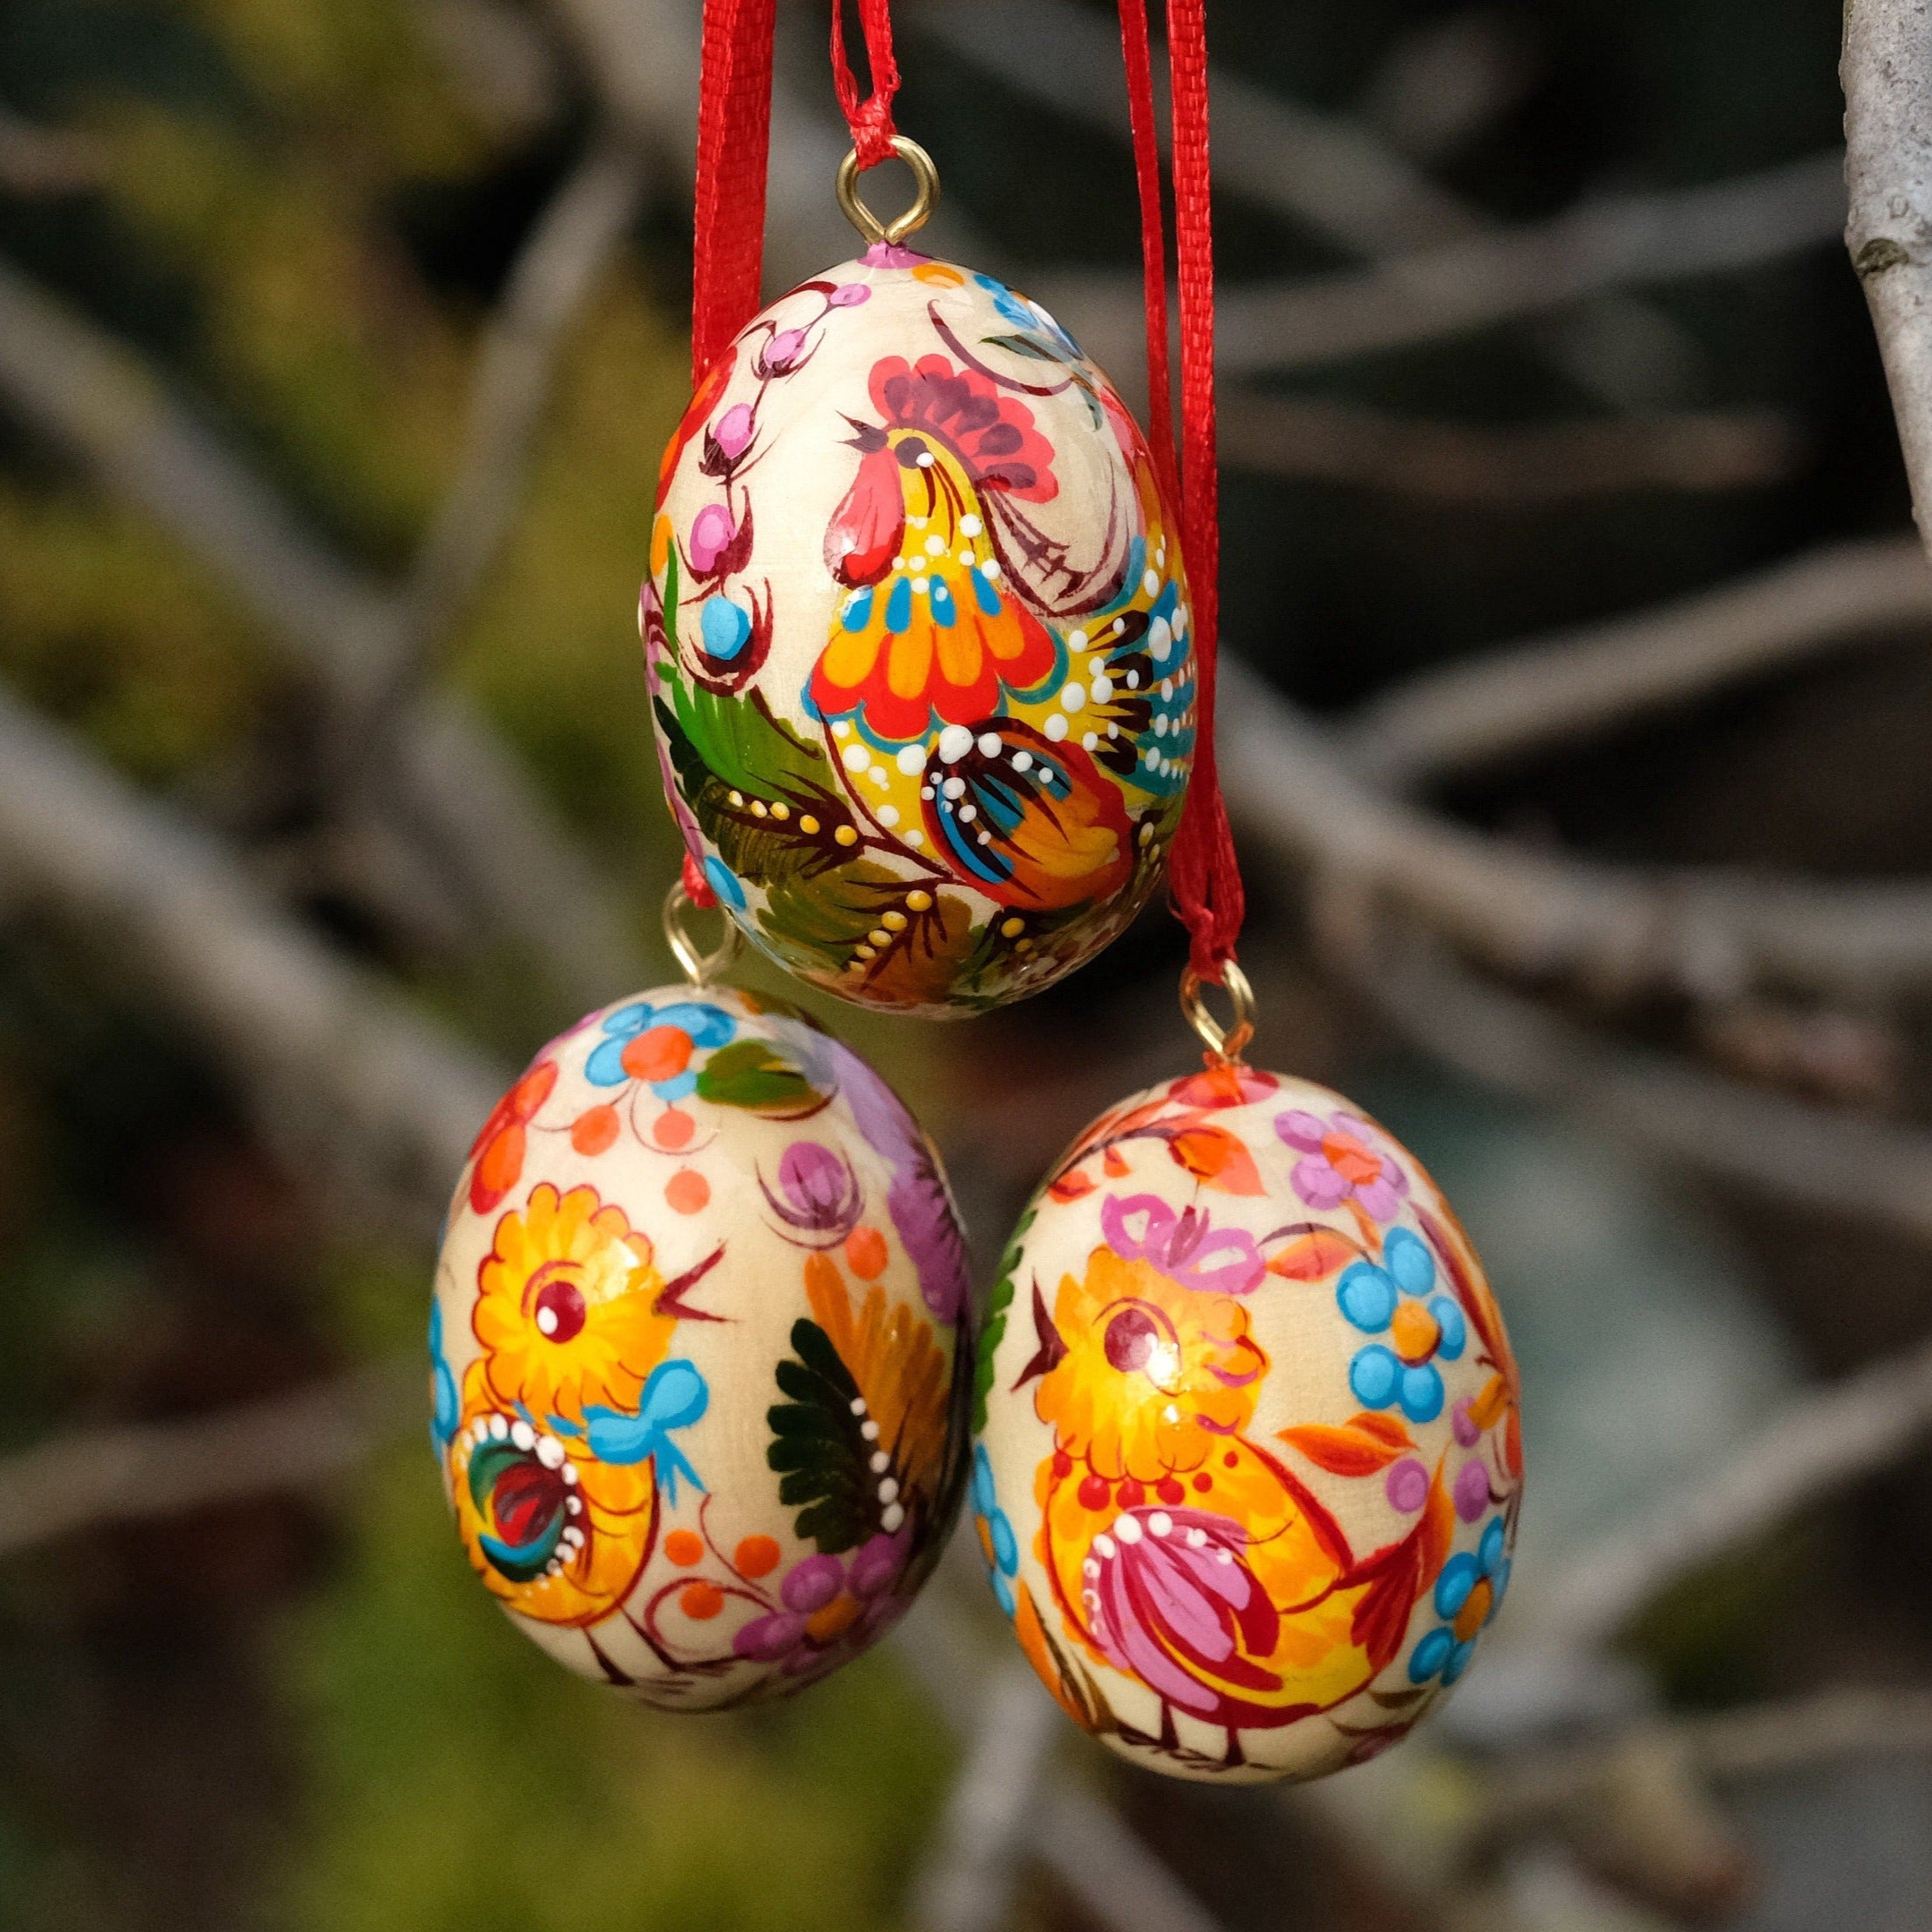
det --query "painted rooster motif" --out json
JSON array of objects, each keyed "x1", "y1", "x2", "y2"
[
  {"x1": 809, "y1": 349, "x2": 1194, "y2": 912},
  {"x1": 1018, "y1": 1194, "x2": 1377, "y2": 1763}
]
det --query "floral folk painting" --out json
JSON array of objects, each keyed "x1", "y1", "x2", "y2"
[
  {"x1": 970, "y1": 1068, "x2": 1522, "y2": 1782},
  {"x1": 430, "y1": 986, "x2": 972, "y2": 1705},
  {"x1": 647, "y1": 246, "x2": 1194, "y2": 1016}
]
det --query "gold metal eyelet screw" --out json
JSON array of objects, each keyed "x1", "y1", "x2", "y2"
[
  {"x1": 663, "y1": 878, "x2": 745, "y2": 989},
  {"x1": 1180, "y1": 959, "x2": 1256, "y2": 1066},
  {"x1": 836, "y1": 135, "x2": 941, "y2": 247}
]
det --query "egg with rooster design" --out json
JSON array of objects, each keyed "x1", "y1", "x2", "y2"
[
  {"x1": 969, "y1": 1065, "x2": 1523, "y2": 1782},
  {"x1": 646, "y1": 244, "x2": 1194, "y2": 1017},
  {"x1": 430, "y1": 985, "x2": 971, "y2": 1704}
]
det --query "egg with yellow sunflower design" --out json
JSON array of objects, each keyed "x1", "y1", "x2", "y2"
[
  {"x1": 646, "y1": 245, "x2": 1194, "y2": 1017},
  {"x1": 430, "y1": 985, "x2": 972, "y2": 1705},
  {"x1": 970, "y1": 1066, "x2": 1522, "y2": 1782}
]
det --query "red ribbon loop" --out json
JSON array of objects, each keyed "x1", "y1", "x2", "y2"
[
  {"x1": 1119, "y1": 0, "x2": 1243, "y2": 984},
  {"x1": 830, "y1": 0, "x2": 902, "y2": 170}
]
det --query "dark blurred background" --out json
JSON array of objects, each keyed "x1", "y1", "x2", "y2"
[{"x1": 3, "y1": 0, "x2": 1931, "y2": 1927}]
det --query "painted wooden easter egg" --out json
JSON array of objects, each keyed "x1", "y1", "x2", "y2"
[
  {"x1": 645, "y1": 242, "x2": 1194, "y2": 1017},
  {"x1": 970, "y1": 1066, "x2": 1522, "y2": 1782},
  {"x1": 430, "y1": 985, "x2": 971, "y2": 1705}
]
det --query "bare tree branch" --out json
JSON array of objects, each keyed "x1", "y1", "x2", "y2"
[
  {"x1": 0, "y1": 1357, "x2": 419, "y2": 1562},
  {"x1": 915, "y1": 0, "x2": 1698, "y2": 410},
  {"x1": 0, "y1": 252, "x2": 646, "y2": 1007},
  {"x1": 1329, "y1": 919, "x2": 1932, "y2": 1245},
  {"x1": 0, "y1": 681, "x2": 501, "y2": 1219},
  {"x1": 1222, "y1": 660, "x2": 1932, "y2": 1000},
  {"x1": 1046, "y1": 152, "x2": 1844, "y2": 381},
  {"x1": 1345, "y1": 536, "x2": 1931, "y2": 787},
  {"x1": 1221, "y1": 393, "x2": 1798, "y2": 506},
  {"x1": 1844, "y1": 0, "x2": 1932, "y2": 561},
  {"x1": 340, "y1": 134, "x2": 653, "y2": 731}
]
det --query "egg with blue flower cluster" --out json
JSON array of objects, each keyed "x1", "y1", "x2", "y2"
[
  {"x1": 646, "y1": 242, "x2": 1194, "y2": 1017},
  {"x1": 969, "y1": 1066, "x2": 1522, "y2": 1782},
  {"x1": 430, "y1": 985, "x2": 972, "y2": 1705}
]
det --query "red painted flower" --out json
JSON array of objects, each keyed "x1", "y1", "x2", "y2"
[{"x1": 467, "y1": 1060, "x2": 558, "y2": 1214}]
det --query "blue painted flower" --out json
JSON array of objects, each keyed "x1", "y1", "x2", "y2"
[
  {"x1": 1410, "y1": 1516, "x2": 1511, "y2": 1686},
  {"x1": 429, "y1": 1298, "x2": 458, "y2": 1455},
  {"x1": 584, "y1": 998, "x2": 736, "y2": 1093},
  {"x1": 1337, "y1": 1226, "x2": 1467, "y2": 1424},
  {"x1": 973, "y1": 271, "x2": 1081, "y2": 356},
  {"x1": 970, "y1": 1444, "x2": 1020, "y2": 1617},
  {"x1": 702, "y1": 855, "x2": 746, "y2": 911}
]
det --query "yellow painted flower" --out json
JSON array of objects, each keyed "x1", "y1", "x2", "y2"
[
  {"x1": 449, "y1": 1362, "x2": 656, "y2": 1627},
  {"x1": 472, "y1": 1182, "x2": 674, "y2": 1427},
  {"x1": 1026, "y1": 1244, "x2": 1264, "y2": 1485}
]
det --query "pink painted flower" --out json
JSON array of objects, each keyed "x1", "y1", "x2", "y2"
[
  {"x1": 830, "y1": 276, "x2": 877, "y2": 301},
  {"x1": 757, "y1": 327, "x2": 808, "y2": 376},
  {"x1": 1274, "y1": 1109, "x2": 1410, "y2": 1222},
  {"x1": 687, "y1": 501, "x2": 739, "y2": 576},
  {"x1": 710, "y1": 402, "x2": 754, "y2": 463},
  {"x1": 1100, "y1": 1193, "x2": 1264, "y2": 1297}
]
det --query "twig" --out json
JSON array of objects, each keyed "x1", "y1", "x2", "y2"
[
  {"x1": 908, "y1": 1660, "x2": 1066, "y2": 1932},
  {"x1": 1844, "y1": 0, "x2": 1932, "y2": 561},
  {"x1": 1530, "y1": 1326, "x2": 1932, "y2": 1648},
  {"x1": 0, "y1": 252, "x2": 646, "y2": 1008},
  {"x1": 0, "y1": 682, "x2": 501, "y2": 1219},
  {"x1": 1688, "y1": 1683, "x2": 1932, "y2": 1777},
  {"x1": 917, "y1": 0, "x2": 1697, "y2": 409},
  {"x1": 1344, "y1": 536, "x2": 1932, "y2": 787},
  {"x1": 1221, "y1": 393, "x2": 1798, "y2": 506},
  {"x1": 1044, "y1": 152, "x2": 1845, "y2": 381},
  {"x1": 0, "y1": 105, "x2": 99, "y2": 196},
  {"x1": 1330, "y1": 920, "x2": 1932, "y2": 1248},
  {"x1": 1222, "y1": 659, "x2": 1932, "y2": 999},
  {"x1": 0, "y1": 1357, "x2": 419, "y2": 1562},
  {"x1": 341, "y1": 134, "x2": 652, "y2": 728}
]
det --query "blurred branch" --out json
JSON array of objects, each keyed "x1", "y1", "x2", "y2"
[
  {"x1": 1530, "y1": 1321, "x2": 1932, "y2": 1648},
  {"x1": 1047, "y1": 152, "x2": 1844, "y2": 381},
  {"x1": 341, "y1": 133, "x2": 653, "y2": 735},
  {"x1": 0, "y1": 681, "x2": 500, "y2": 1220},
  {"x1": 0, "y1": 253, "x2": 646, "y2": 1006},
  {"x1": 909, "y1": 1659, "x2": 1064, "y2": 1932},
  {"x1": 0, "y1": 1357, "x2": 418, "y2": 1561},
  {"x1": 919, "y1": 0, "x2": 1697, "y2": 409},
  {"x1": 408, "y1": 0, "x2": 568, "y2": 134},
  {"x1": 1220, "y1": 394, "x2": 1798, "y2": 505},
  {"x1": 1327, "y1": 918, "x2": 1932, "y2": 1247},
  {"x1": 1844, "y1": 0, "x2": 1932, "y2": 563},
  {"x1": 1345, "y1": 535, "x2": 1931, "y2": 787},
  {"x1": 1223, "y1": 659, "x2": 1932, "y2": 1000},
  {"x1": 0, "y1": 104, "x2": 101, "y2": 197}
]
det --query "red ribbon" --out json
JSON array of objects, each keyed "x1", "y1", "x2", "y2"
[
  {"x1": 1120, "y1": 0, "x2": 1243, "y2": 984},
  {"x1": 690, "y1": 0, "x2": 1241, "y2": 981}
]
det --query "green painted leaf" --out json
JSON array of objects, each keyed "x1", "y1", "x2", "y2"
[
  {"x1": 694, "y1": 1039, "x2": 829, "y2": 1118},
  {"x1": 972, "y1": 1204, "x2": 1034, "y2": 1434},
  {"x1": 766, "y1": 1318, "x2": 873, "y2": 1554}
]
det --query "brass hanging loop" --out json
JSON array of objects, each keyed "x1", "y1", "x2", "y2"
[
  {"x1": 836, "y1": 135, "x2": 941, "y2": 247},
  {"x1": 663, "y1": 878, "x2": 744, "y2": 989},
  {"x1": 1179, "y1": 959, "x2": 1256, "y2": 1065}
]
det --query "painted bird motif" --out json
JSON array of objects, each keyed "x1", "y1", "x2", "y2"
[
  {"x1": 1018, "y1": 1195, "x2": 1378, "y2": 1763},
  {"x1": 809, "y1": 346, "x2": 1195, "y2": 914}
]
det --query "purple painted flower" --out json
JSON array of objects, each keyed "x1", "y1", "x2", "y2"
[
  {"x1": 1100, "y1": 1193, "x2": 1264, "y2": 1297},
  {"x1": 756, "y1": 326, "x2": 808, "y2": 376},
  {"x1": 1275, "y1": 1109, "x2": 1410, "y2": 1222},
  {"x1": 1453, "y1": 1459, "x2": 1492, "y2": 1522},
  {"x1": 829, "y1": 1039, "x2": 969, "y2": 1325},
  {"x1": 687, "y1": 501, "x2": 741, "y2": 578},
  {"x1": 830, "y1": 276, "x2": 877, "y2": 302},
  {"x1": 730, "y1": 1535, "x2": 911, "y2": 1676},
  {"x1": 760, "y1": 1140, "x2": 864, "y2": 1249},
  {"x1": 1385, "y1": 1457, "x2": 1430, "y2": 1514}
]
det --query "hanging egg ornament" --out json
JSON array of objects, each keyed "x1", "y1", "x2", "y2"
[
  {"x1": 970, "y1": 976, "x2": 1523, "y2": 1782},
  {"x1": 430, "y1": 935, "x2": 971, "y2": 1705},
  {"x1": 646, "y1": 142, "x2": 1193, "y2": 1018}
]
